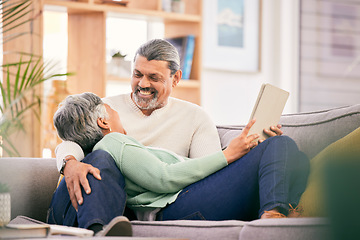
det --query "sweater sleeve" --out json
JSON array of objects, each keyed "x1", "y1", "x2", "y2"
[
  {"x1": 95, "y1": 134, "x2": 228, "y2": 193},
  {"x1": 123, "y1": 146, "x2": 227, "y2": 193},
  {"x1": 55, "y1": 141, "x2": 85, "y2": 172}
]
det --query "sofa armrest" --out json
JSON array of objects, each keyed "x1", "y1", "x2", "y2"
[{"x1": 0, "y1": 157, "x2": 59, "y2": 222}]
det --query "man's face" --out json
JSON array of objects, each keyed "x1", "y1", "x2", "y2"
[{"x1": 131, "y1": 55, "x2": 181, "y2": 115}]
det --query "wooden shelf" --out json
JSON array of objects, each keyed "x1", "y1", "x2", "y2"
[
  {"x1": 177, "y1": 80, "x2": 201, "y2": 89},
  {"x1": 44, "y1": 0, "x2": 201, "y2": 22},
  {"x1": 107, "y1": 75, "x2": 132, "y2": 82}
]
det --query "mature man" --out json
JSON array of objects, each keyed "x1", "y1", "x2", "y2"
[{"x1": 50, "y1": 39, "x2": 283, "y2": 232}]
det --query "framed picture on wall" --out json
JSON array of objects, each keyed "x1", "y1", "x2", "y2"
[{"x1": 203, "y1": 0, "x2": 261, "y2": 72}]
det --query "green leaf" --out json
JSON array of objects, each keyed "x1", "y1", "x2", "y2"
[
  {"x1": 0, "y1": 0, "x2": 33, "y2": 44},
  {"x1": 13, "y1": 56, "x2": 22, "y2": 99},
  {"x1": 0, "y1": 80, "x2": 6, "y2": 113}
]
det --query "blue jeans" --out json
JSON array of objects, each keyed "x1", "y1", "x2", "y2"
[
  {"x1": 47, "y1": 150, "x2": 127, "y2": 228},
  {"x1": 156, "y1": 136, "x2": 309, "y2": 221}
]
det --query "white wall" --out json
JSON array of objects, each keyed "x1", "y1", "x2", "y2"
[{"x1": 201, "y1": 0, "x2": 300, "y2": 125}]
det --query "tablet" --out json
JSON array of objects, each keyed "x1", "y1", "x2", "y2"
[{"x1": 248, "y1": 83, "x2": 289, "y2": 140}]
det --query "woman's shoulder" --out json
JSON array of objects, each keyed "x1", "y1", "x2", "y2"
[
  {"x1": 93, "y1": 132, "x2": 143, "y2": 154},
  {"x1": 104, "y1": 132, "x2": 138, "y2": 144}
]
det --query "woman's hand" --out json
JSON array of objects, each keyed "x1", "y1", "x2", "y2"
[
  {"x1": 223, "y1": 119, "x2": 260, "y2": 164},
  {"x1": 259, "y1": 124, "x2": 283, "y2": 143},
  {"x1": 63, "y1": 157, "x2": 101, "y2": 210}
]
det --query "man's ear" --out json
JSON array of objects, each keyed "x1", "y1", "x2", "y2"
[
  {"x1": 97, "y1": 118, "x2": 110, "y2": 131},
  {"x1": 172, "y1": 70, "x2": 182, "y2": 88}
]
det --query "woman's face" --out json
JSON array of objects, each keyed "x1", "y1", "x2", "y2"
[{"x1": 104, "y1": 104, "x2": 126, "y2": 135}]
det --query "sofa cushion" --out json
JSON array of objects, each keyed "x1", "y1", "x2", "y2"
[
  {"x1": 132, "y1": 220, "x2": 246, "y2": 240},
  {"x1": 217, "y1": 104, "x2": 360, "y2": 159},
  {"x1": 239, "y1": 218, "x2": 331, "y2": 240},
  {"x1": 0, "y1": 158, "x2": 59, "y2": 222},
  {"x1": 298, "y1": 127, "x2": 360, "y2": 217}
]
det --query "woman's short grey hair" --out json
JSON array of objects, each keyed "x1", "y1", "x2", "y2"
[
  {"x1": 53, "y1": 92, "x2": 108, "y2": 154},
  {"x1": 134, "y1": 38, "x2": 180, "y2": 76}
]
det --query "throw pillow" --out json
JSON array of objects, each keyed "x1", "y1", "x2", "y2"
[{"x1": 298, "y1": 127, "x2": 360, "y2": 217}]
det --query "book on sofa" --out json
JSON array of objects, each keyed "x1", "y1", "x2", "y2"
[
  {"x1": 248, "y1": 83, "x2": 289, "y2": 140},
  {"x1": 4, "y1": 215, "x2": 94, "y2": 238},
  {"x1": 0, "y1": 223, "x2": 50, "y2": 239}
]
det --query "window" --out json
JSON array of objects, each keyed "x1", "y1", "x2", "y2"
[{"x1": 106, "y1": 14, "x2": 164, "y2": 97}]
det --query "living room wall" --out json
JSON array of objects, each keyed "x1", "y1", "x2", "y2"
[{"x1": 201, "y1": 0, "x2": 300, "y2": 125}]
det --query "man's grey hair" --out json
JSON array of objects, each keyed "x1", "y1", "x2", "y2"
[
  {"x1": 134, "y1": 38, "x2": 181, "y2": 76},
  {"x1": 53, "y1": 92, "x2": 108, "y2": 154}
]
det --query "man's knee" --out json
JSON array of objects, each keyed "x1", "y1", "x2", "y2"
[
  {"x1": 83, "y1": 150, "x2": 125, "y2": 188},
  {"x1": 267, "y1": 135, "x2": 296, "y2": 148},
  {"x1": 82, "y1": 150, "x2": 116, "y2": 169}
]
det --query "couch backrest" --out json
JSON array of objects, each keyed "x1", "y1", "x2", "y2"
[
  {"x1": 217, "y1": 104, "x2": 360, "y2": 159},
  {"x1": 0, "y1": 157, "x2": 59, "y2": 222}
]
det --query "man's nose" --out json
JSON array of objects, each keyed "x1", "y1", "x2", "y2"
[{"x1": 138, "y1": 76, "x2": 151, "y2": 88}]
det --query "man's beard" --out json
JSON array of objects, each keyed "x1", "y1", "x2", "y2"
[{"x1": 133, "y1": 87, "x2": 160, "y2": 110}]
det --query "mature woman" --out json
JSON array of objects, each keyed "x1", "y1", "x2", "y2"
[{"x1": 48, "y1": 92, "x2": 309, "y2": 233}]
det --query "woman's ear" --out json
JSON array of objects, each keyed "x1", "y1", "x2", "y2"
[{"x1": 97, "y1": 118, "x2": 110, "y2": 131}]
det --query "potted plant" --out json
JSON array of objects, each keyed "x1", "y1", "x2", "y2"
[
  {"x1": 108, "y1": 50, "x2": 131, "y2": 77},
  {"x1": 0, "y1": 182, "x2": 10, "y2": 226},
  {"x1": 0, "y1": 0, "x2": 71, "y2": 156}
]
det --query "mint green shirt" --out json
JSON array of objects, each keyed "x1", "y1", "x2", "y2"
[{"x1": 93, "y1": 132, "x2": 228, "y2": 211}]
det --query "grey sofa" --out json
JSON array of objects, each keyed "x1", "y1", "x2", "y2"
[{"x1": 1, "y1": 104, "x2": 360, "y2": 240}]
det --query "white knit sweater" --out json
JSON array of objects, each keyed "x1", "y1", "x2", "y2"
[{"x1": 56, "y1": 93, "x2": 222, "y2": 171}]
